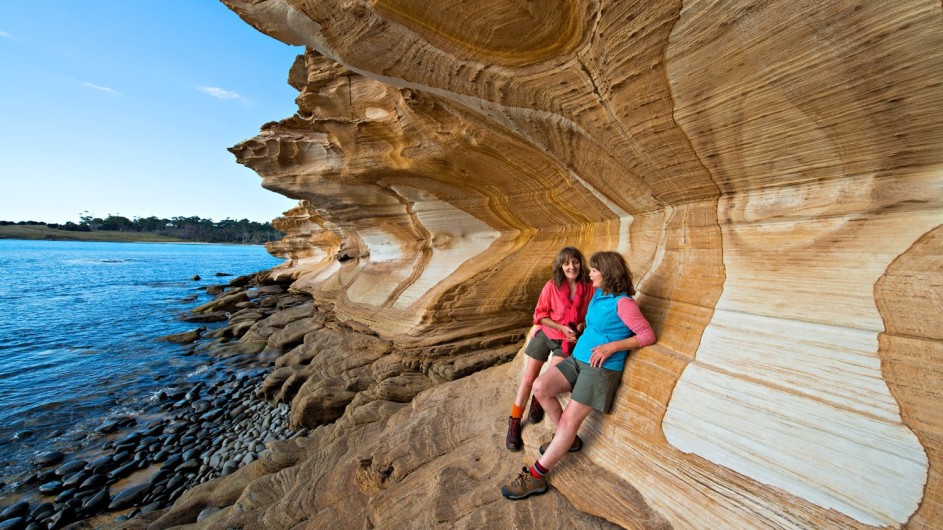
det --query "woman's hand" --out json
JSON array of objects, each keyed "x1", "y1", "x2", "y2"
[
  {"x1": 589, "y1": 342, "x2": 617, "y2": 367},
  {"x1": 562, "y1": 325, "x2": 577, "y2": 343}
]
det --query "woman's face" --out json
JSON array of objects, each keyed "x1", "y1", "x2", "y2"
[
  {"x1": 589, "y1": 266, "x2": 603, "y2": 288},
  {"x1": 562, "y1": 257, "x2": 581, "y2": 281}
]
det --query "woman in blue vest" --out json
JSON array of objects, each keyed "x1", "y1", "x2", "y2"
[{"x1": 501, "y1": 251, "x2": 656, "y2": 500}]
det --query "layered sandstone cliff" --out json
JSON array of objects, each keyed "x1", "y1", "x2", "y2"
[{"x1": 136, "y1": 1, "x2": 943, "y2": 528}]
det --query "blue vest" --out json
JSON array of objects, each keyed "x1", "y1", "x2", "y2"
[{"x1": 572, "y1": 289, "x2": 635, "y2": 371}]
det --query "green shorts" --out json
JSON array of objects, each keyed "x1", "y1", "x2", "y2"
[
  {"x1": 554, "y1": 356, "x2": 623, "y2": 413},
  {"x1": 524, "y1": 329, "x2": 563, "y2": 362}
]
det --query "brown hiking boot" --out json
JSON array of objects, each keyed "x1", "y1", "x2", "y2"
[
  {"x1": 538, "y1": 434, "x2": 583, "y2": 455},
  {"x1": 527, "y1": 397, "x2": 544, "y2": 423},
  {"x1": 506, "y1": 416, "x2": 522, "y2": 451},
  {"x1": 501, "y1": 466, "x2": 548, "y2": 500}
]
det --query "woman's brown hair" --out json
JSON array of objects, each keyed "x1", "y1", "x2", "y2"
[
  {"x1": 589, "y1": 251, "x2": 635, "y2": 296},
  {"x1": 551, "y1": 247, "x2": 589, "y2": 287}
]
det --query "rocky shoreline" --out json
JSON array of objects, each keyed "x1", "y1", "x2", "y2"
[
  {"x1": 0, "y1": 272, "x2": 313, "y2": 529},
  {"x1": 1, "y1": 263, "x2": 528, "y2": 529}
]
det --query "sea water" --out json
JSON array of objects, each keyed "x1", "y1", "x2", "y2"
[{"x1": 0, "y1": 239, "x2": 283, "y2": 484}]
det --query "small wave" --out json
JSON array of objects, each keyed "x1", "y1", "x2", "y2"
[
  {"x1": 145, "y1": 281, "x2": 188, "y2": 288},
  {"x1": 34, "y1": 400, "x2": 69, "y2": 412},
  {"x1": 61, "y1": 258, "x2": 135, "y2": 265},
  {"x1": 186, "y1": 365, "x2": 210, "y2": 378},
  {"x1": 0, "y1": 358, "x2": 64, "y2": 377}
]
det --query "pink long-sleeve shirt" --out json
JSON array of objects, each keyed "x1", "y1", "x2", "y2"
[
  {"x1": 615, "y1": 297, "x2": 656, "y2": 348},
  {"x1": 532, "y1": 279, "x2": 594, "y2": 342}
]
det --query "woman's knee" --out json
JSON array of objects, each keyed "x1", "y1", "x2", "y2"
[
  {"x1": 534, "y1": 368, "x2": 571, "y2": 400},
  {"x1": 558, "y1": 402, "x2": 593, "y2": 433},
  {"x1": 532, "y1": 375, "x2": 549, "y2": 400}
]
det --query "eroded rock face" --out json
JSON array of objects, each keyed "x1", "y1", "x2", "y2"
[{"x1": 172, "y1": 0, "x2": 943, "y2": 528}]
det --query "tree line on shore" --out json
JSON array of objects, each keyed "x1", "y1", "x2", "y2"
[{"x1": 1, "y1": 213, "x2": 283, "y2": 244}]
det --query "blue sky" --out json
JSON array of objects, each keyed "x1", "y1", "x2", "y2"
[{"x1": 0, "y1": 1, "x2": 304, "y2": 223}]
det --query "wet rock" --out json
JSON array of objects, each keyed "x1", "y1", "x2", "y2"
[
  {"x1": 29, "y1": 503, "x2": 53, "y2": 521},
  {"x1": 33, "y1": 451, "x2": 65, "y2": 467},
  {"x1": 61, "y1": 470, "x2": 89, "y2": 488},
  {"x1": 108, "y1": 483, "x2": 150, "y2": 510},
  {"x1": 38, "y1": 480, "x2": 63, "y2": 494},
  {"x1": 139, "y1": 500, "x2": 163, "y2": 514},
  {"x1": 31, "y1": 470, "x2": 56, "y2": 485},
  {"x1": 54, "y1": 488, "x2": 75, "y2": 504},
  {"x1": 78, "y1": 473, "x2": 107, "y2": 490},
  {"x1": 185, "y1": 384, "x2": 204, "y2": 401},
  {"x1": 227, "y1": 273, "x2": 254, "y2": 288},
  {"x1": 0, "y1": 503, "x2": 28, "y2": 520},
  {"x1": 116, "y1": 431, "x2": 142, "y2": 444},
  {"x1": 156, "y1": 327, "x2": 206, "y2": 344},
  {"x1": 86, "y1": 455, "x2": 117, "y2": 474},
  {"x1": 179, "y1": 310, "x2": 230, "y2": 323},
  {"x1": 0, "y1": 518, "x2": 24, "y2": 530},
  {"x1": 81, "y1": 489, "x2": 109, "y2": 512},
  {"x1": 206, "y1": 284, "x2": 226, "y2": 296},
  {"x1": 177, "y1": 459, "x2": 200, "y2": 472},
  {"x1": 107, "y1": 461, "x2": 138, "y2": 480},
  {"x1": 53, "y1": 460, "x2": 86, "y2": 477},
  {"x1": 165, "y1": 475, "x2": 186, "y2": 492},
  {"x1": 192, "y1": 291, "x2": 248, "y2": 315},
  {"x1": 139, "y1": 435, "x2": 160, "y2": 447},
  {"x1": 46, "y1": 506, "x2": 76, "y2": 529}
]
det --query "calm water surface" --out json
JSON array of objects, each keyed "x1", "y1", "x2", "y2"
[{"x1": 0, "y1": 239, "x2": 283, "y2": 483}]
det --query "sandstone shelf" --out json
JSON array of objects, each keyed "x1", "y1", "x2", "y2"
[{"x1": 127, "y1": 1, "x2": 943, "y2": 528}]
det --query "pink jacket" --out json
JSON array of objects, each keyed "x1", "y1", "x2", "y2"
[{"x1": 532, "y1": 279, "x2": 594, "y2": 354}]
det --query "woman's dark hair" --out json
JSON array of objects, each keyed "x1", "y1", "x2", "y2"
[
  {"x1": 551, "y1": 247, "x2": 589, "y2": 287},
  {"x1": 589, "y1": 251, "x2": 635, "y2": 296}
]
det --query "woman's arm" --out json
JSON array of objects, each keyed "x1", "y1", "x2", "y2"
[
  {"x1": 588, "y1": 298, "x2": 655, "y2": 367},
  {"x1": 538, "y1": 317, "x2": 577, "y2": 342},
  {"x1": 532, "y1": 281, "x2": 555, "y2": 324},
  {"x1": 617, "y1": 297, "x2": 656, "y2": 347}
]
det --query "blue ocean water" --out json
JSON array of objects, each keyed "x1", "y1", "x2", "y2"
[{"x1": 0, "y1": 239, "x2": 283, "y2": 483}]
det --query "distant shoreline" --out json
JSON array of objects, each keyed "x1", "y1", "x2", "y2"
[{"x1": 0, "y1": 225, "x2": 264, "y2": 245}]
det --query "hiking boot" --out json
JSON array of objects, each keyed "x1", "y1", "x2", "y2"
[
  {"x1": 501, "y1": 466, "x2": 548, "y2": 500},
  {"x1": 527, "y1": 397, "x2": 544, "y2": 423},
  {"x1": 538, "y1": 434, "x2": 583, "y2": 455},
  {"x1": 506, "y1": 416, "x2": 522, "y2": 451}
]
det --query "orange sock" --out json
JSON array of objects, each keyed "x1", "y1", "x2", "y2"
[{"x1": 511, "y1": 404, "x2": 525, "y2": 419}]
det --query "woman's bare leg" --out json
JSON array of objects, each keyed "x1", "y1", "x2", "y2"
[
  {"x1": 537, "y1": 400, "x2": 593, "y2": 469},
  {"x1": 513, "y1": 356, "x2": 545, "y2": 409},
  {"x1": 531, "y1": 366, "x2": 572, "y2": 429}
]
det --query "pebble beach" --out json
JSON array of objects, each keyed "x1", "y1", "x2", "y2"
[{"x1": 0, "y1": 266, "x2": 310, "y2": 529}]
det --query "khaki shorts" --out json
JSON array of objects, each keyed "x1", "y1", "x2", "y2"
[
  {"x1": 524, "y1": 329, "x2": 563, "y2": 362},
  {"x1": 554, "y1": 356, "x2": 623, "y2": 413}
]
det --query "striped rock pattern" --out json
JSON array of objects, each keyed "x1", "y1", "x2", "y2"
[{"x1": 191, "y1": 1, "x2": 943, "y2": 528}]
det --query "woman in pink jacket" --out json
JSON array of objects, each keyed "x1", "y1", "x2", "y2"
[{"x1": 506, "y1": 247, "x2": 593, "y2": 451}]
